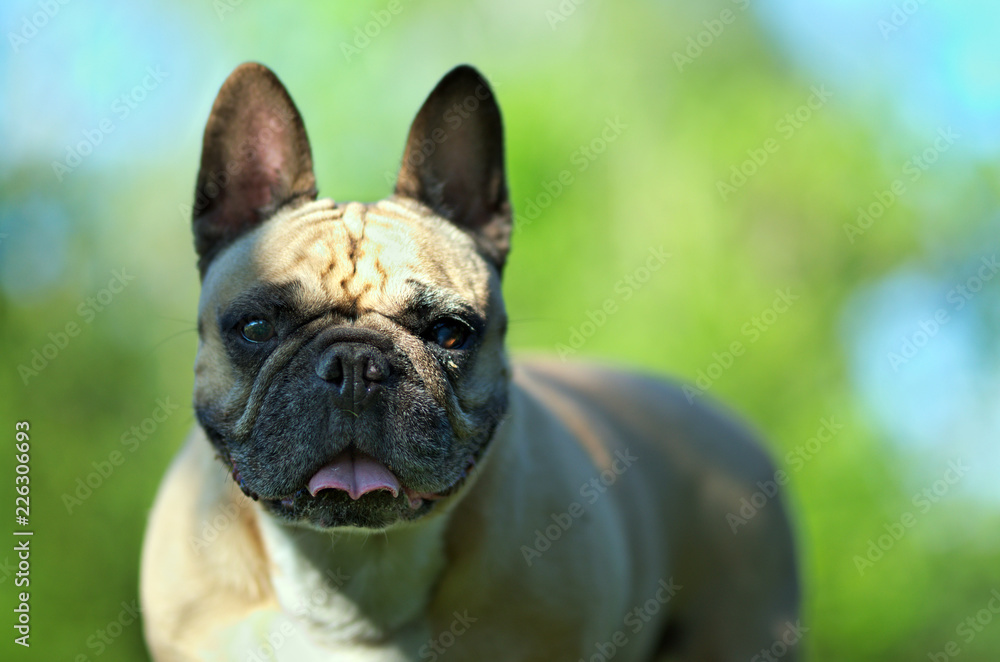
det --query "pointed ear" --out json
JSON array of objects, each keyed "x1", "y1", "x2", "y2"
[
  {"x1": 192, "y1": 62, "x2": 317, "y2": 276},
  {"x1": 394, "y1": 65, "x2": 511, "y2": 269}
]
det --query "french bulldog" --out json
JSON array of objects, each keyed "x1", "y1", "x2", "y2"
[{"x1": 140, "y1": 62, "x2": 800, "y2": 661}]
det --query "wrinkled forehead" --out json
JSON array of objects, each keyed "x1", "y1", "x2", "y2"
[{"x1": 200, "y1": 198, "x2": 492, "y2": 319}]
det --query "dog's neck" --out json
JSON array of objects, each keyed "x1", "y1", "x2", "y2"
[
  {"x1": 257, "y1": 501, "x2": 452, "y2": 643},
  {"x1": 252, "y1": 389, "x2": 518, "y2": 648}
]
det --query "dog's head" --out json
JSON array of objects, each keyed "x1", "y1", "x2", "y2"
[{"x1": 190, "y1": 63, "x2": 512, "y2": 530}]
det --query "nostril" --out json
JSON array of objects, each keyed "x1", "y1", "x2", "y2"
[
  {"x1": 364, "y1": 358, "x2": 386, "y2": 384},
  {"x1": 316, "y1": 352, "x2": 345, "y2": 385}
]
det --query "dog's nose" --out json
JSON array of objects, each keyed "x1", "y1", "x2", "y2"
[{"x1": 315, "y1": 343, "x2": 390, "y2": 413}]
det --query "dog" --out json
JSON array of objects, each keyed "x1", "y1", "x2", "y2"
[{"x1": 140, "y1": 62, "x2": 800, "y2": 661}]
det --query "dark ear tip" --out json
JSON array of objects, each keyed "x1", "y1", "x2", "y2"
[
  {"x1": 437, "y1": 64, "x2": 495, "y2": 98},
  {"x1": 446, "y1": 64, "x2": 483, "y2": 78},
  {"x1": 230, "y1": 61, "x2": 273, "y2": 75},
  {"x1": 216, "y1": 62, "x2": 287, "y2": 98}
]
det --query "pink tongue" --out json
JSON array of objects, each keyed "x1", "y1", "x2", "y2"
[{"x1": 307, "y1": 450, "x2": 401, "y2": 500}]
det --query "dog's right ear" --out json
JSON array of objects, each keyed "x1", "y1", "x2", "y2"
[{"x1": 192, "y1": 62, "x2": 317, "y2": 277}]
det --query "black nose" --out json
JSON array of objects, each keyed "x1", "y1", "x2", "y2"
[{"x1": 315, "y1": 343, "x2": 390, "y2": 413}]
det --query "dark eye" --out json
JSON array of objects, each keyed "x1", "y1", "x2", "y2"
[
  {"x1": 427, "y1": 318, "x2": 472, "y2": 350},
  {"x1": 240, "y1": 319, "x2": 275, "y2": 343}
]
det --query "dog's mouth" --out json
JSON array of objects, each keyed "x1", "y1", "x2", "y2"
[
  {"x1": 226, "y1": 447, "x2": 477, "y2": 528},
  {"x1": 302, "y1": 447, "x2": 472, "y2": 510}
]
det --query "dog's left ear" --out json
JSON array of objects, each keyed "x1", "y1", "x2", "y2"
[
  {"x1": 395, "y1": 65, "x2": 511, "y2": 270},
  {"x1": 192, "y1": 62, "x2": 317, "y2": 276}
]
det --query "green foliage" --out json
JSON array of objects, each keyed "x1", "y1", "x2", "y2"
[{"x1": 1, "y1": 1, "x2": 996, "y2": 660}]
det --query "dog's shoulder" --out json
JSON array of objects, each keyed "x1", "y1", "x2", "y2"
[
  {"x1": 141, "y1": 429, "x2": 276, "y2": 659},
  {"x1": 511, "y1": 357, "x2": 779, "y2": 486}
]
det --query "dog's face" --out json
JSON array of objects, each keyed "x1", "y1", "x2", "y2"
[{"x1": 190, "y1": 64, "x2": 512, "y2": 530}]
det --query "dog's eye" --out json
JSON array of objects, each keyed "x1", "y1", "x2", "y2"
[
  {"x1": 427, "y1": 318, "x2": 472, "y2": 350},
  {"x1": 241, "y1": 319, "x2": 275, "y2": 343}
]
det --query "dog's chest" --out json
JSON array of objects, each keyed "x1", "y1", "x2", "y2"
[{"x1": 202, "y1": 608, "x2": 430, "y2": 662}]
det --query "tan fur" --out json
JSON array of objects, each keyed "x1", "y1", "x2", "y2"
[{"x1": 141, "y1": 430, "x2": 277, "y2": 661}]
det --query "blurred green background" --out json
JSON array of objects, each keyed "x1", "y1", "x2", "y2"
[{"x1": 2, "y1": 0, "x2": 999, "y2": 659}]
